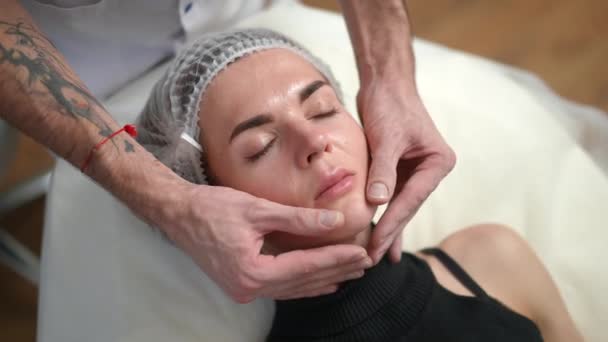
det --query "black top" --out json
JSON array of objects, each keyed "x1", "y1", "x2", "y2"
[{"x1": 266, "y1": 249, "x2": 543, "y2": 342}]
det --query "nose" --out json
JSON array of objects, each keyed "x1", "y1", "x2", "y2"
[{"x1": 296, "y1": 125, "x2": 332, "y2": 168}]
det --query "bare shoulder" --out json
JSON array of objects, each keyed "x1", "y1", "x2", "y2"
[
  {"x1": 417, "y1": 224, "x2": 534, "y2": 316},
  {"x1": 418, "y1": 224, "x2": 583, "y2": 342},
  {"x1": 436, "y1": 224, "x2": 536, "y2": 316}
]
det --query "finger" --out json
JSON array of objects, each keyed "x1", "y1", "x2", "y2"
[
  {"x1": 254, "y1": 200, "x2": 345, "y2": 236},
  {"x1": 366, "y1": 145, "x2": 400, "y2": 204},
  {"x1": 278, "y1": 270, "x2": 365, "y2": 299},
  {"x1": 275, "y1": 285, "x2": 338, "y2": 301},
  {"x1": 254, "y1": 244, "x2": 367, "y2": 284},
  {"x1": 270, "y1": 257, "x2": 369, "y2": 294},
  {"x1": 273, "y1": 268, "x2": 366, "y2": 300},
  {"x1": 267, "y1": 256, "x2": 371, "y2": 296},
  {"x1": 368, "y1": 225, "x2": 402, "y2": 265},
  {"x1": 368, "y1": 167, "x2": 444, "y2": 262},
  {"x1": 388, "y1": 233, "x2": 403, "y2": 263}
]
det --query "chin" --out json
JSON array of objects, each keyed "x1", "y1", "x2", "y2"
[
  {"x1": 326, "y1": 195, "x2": 377, "y2": 241},
  {"x1": 266, "y1": 194, "x2": 377, "y2": 252}
]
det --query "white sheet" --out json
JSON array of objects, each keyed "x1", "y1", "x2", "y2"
[{"x1": 38, "y1": 2, "x2": 608, "y2": 342}]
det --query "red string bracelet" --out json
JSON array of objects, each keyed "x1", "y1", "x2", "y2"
[{"x1": 80, "y1": 124, "x2": 138, "y2": 173}]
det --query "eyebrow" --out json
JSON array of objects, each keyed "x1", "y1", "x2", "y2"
[
  {"x1": 299, "y1": 80, "x2": 327, "y2": 103},
  {"x1": 229, "y1": 114, "x2": 274, "y2": 142},
  {"x1": 229, "y1": 80, "x2": 328, "y2": 143}
]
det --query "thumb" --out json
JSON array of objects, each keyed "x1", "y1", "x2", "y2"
[
  {"x1": 367, "y1": 149, "x2": 399, "y2": 205},
  {"x1": 258, "y1": 202, "x2": 344, "y2": 237}
]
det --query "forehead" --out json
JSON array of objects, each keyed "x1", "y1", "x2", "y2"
[
  {"x1": 209, "y1": 48, "x2": 324, "y2": 105},
  {"x1": 198, "y1": 49, "x2": 328, "y2": 139}
]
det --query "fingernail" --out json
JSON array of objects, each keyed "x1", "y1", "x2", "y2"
[
  {"x1": 352, "y1": 251, "x2": 367, "y2": 261},
  {"x1": 363, "y1": 257, "x2": 373, "y2": 268},
  {"x1": 369, "y1": 182, "x2": 388, "y2": 200},
  {"x1": 320, "y1": 210, "x2": 339, "y2": 228}
]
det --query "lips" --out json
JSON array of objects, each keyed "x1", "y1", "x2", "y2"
[{"x1": 315, "y1": 168, "x2": 355, "y2": 201}]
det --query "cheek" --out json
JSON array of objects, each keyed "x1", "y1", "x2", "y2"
[
  {"x1": 353, "y1": 127, "x2": 369, "y2": 163},
  {"x1": 338, "y1": 122, "x2": 371, "y2": 204},
  {"x1": 212, "y1": 156, "x2": 304, "y2": 206},
  {"x1": 337, "y1": 119, "x2": 369, "y2": 167}
]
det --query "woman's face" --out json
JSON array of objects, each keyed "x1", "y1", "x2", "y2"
[{"x1": 198, "y1": 49, "x2": 376, "y2": 251}]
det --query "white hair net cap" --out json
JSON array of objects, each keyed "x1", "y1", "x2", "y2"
[{"x1": 136, "y1": 28, "x2": 342, "y2": 185}]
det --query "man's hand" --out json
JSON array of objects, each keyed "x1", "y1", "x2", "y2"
[
  {"x1": 0, "y1": 0, "x2": 371, "y2": 305},
  {"x1": 338, "y1": 0, "x2": 455, "y2": 264},
  {"x1": 358, "y1": 80, "x2": 456, "y2": 264},
  {"x1": 162, "y1": 184, "x2": 372, "y2": 303}
]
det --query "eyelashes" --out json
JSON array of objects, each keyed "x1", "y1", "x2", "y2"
[
  {"x1": 246, "y1": 108, "x2": 338, "y2": 163},
  {"x1": 247, "y1": 137, "x2": 276, "y2": 162},
  {"x1": 312, "y1": 108, "x2": 338, "y2": 120}
]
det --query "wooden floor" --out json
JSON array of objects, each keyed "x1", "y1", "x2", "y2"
[{"x1": 1, "y1": 1, "x2": 606, "y2": 341}]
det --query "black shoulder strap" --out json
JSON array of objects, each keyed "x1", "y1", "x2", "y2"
[{"x1": 421, "y1": 247, "x2": 488, "y2": 298}]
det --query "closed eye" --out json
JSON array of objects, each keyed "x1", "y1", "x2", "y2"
[
  {"x1": 247, "y1": 138, "x2": 276, "y2": 162},
  {"x1": 246, "y1": 108, "x2": 337, "y2": 163},
  {"x1": 312, "y1": 108, "x2": 338, "y2": 120}
]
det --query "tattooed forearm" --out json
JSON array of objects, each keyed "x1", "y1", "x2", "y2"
[
  {"x1": 124, "y1": 140, "x2": 135, "y2": 153},
  {"x1": 0, "y1": 19, "x2": 131, "y2": 149}
]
